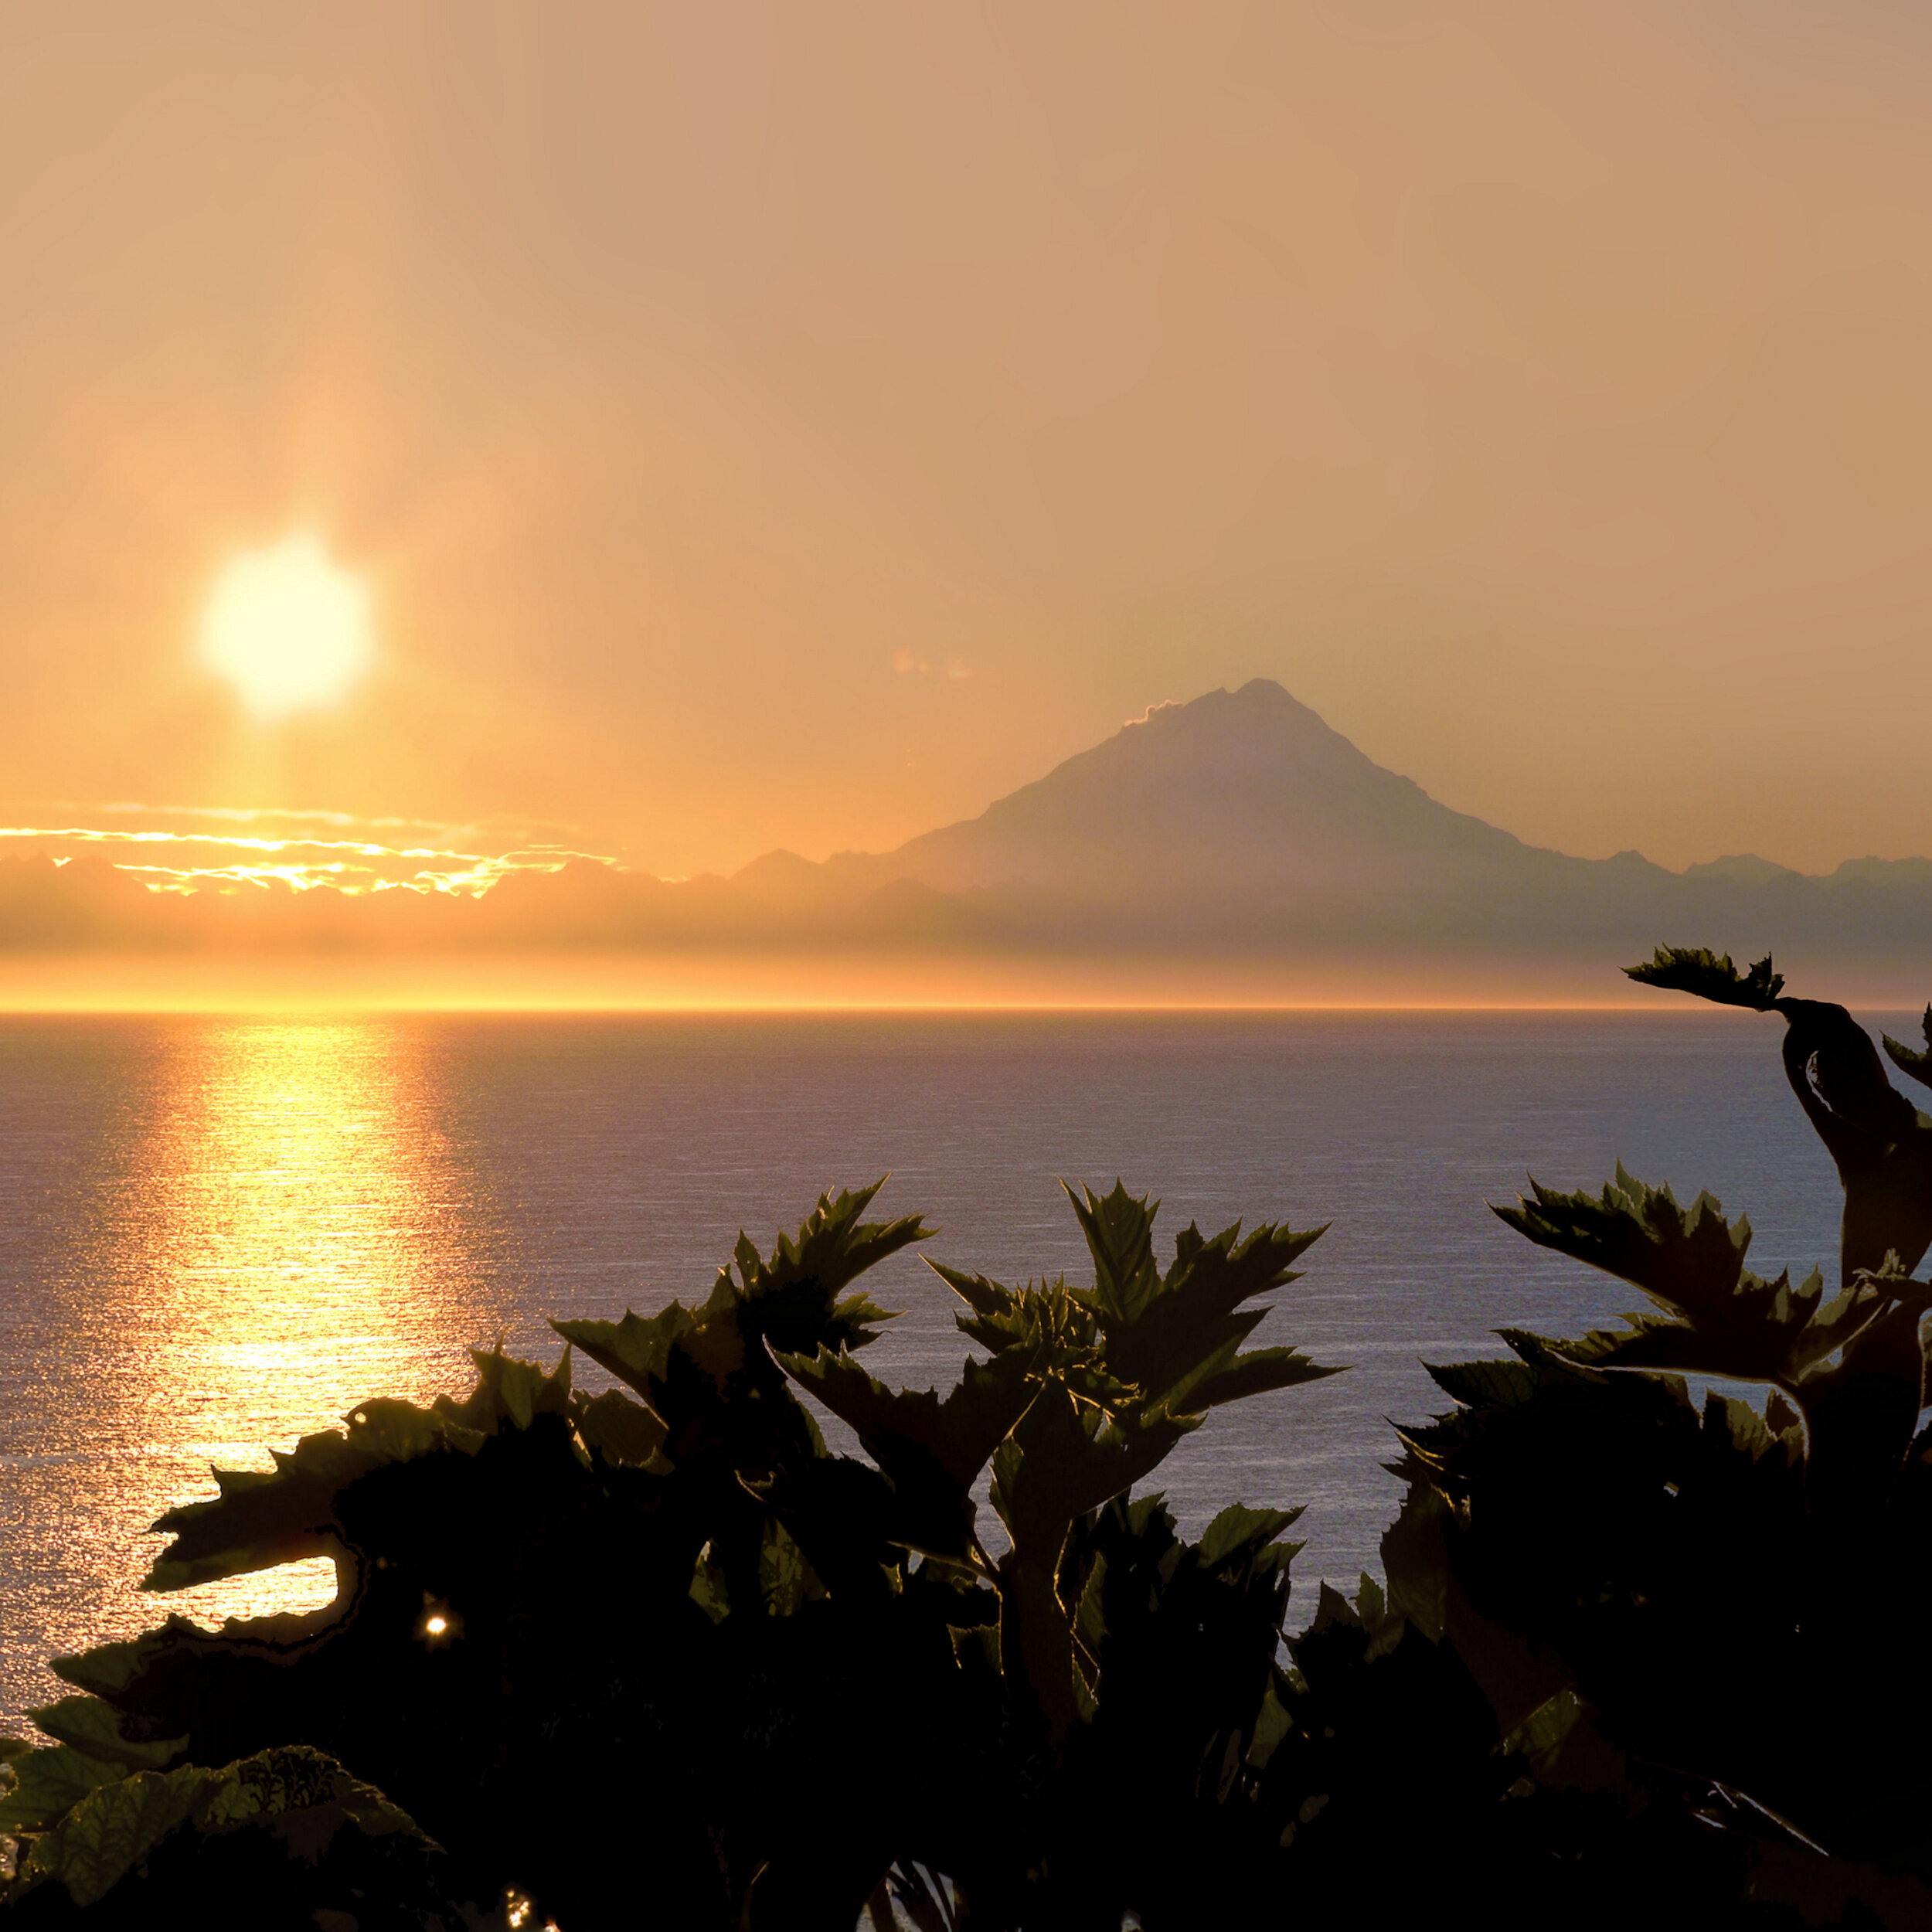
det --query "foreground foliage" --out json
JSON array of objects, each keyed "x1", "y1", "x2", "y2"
[{"x1": 2, "y1": 945, "x2": 1929, "y2": 1927}]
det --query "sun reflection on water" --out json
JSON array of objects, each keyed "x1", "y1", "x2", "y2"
[{"x1": 134, "y1": 1019, "x2": 480, "y2": 1624}]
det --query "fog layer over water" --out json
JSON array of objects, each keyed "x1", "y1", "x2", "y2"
[{"x1": 0, "y1": 1010, "x2": 1858, "y2": 1720}]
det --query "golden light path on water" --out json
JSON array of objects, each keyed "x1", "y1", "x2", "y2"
[{"x1": 129, "y1": 1020, "x2": 482, "y2": 1626}]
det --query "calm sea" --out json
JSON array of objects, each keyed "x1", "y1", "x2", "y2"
[{"x1": 0, "y1": 1009, "x2": 1868, "y2": 1723}]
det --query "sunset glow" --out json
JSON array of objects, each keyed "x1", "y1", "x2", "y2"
[
  {"x1": 0, "y1": 5, "x2": 1926, "y2": 1015},
  {"x1": 199, "y1": 536, "x2": 374, "y2": 723}
]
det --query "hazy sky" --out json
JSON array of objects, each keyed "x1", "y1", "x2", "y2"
[{"x1": 5, "y1": 1, "x2": 1931, "y2": 879}]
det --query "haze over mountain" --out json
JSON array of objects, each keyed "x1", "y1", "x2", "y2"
[
  {"x1": 728, "y1": 680, "x2": 1932, "y2": 967},
  {"x1": 3, "y1": 679, "x2": 1928, "y2": 1002},
  {"x1": 739, "y1": 682, "x2": 1543, "y2": 909}
]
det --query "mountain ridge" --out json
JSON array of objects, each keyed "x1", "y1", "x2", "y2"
[
  {"x1": 734, "y1": 680, "x2": 1611, "y2": 903},
  {"x1": 4, "y1": 679, "x2": 1929, "y2": 995}
]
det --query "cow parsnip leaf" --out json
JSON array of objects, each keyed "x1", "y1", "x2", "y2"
[
  {"x1": 1497, "y1": 1166, "x2": 1752, "y2": 1311},
  {"x1": 571, "y1": 1386, "x2": 670, "y2": 1469},
  {"x1": 432, "y1": 1344, "x2": 572, "y2": 1434},
  {"x1": 1496, "y1": 1166, "x2": 1920, "y2": 1402},
  {"x1": 1066, "y1": 1178, "x2": 1163, "y2": 1328},
  {"x1": 1245, "y1": 1675, "x2": 1294, "y2": 1770},
  {"x1": 8, "y1": 1746, "x2": 435, "y2": 1911},
  {"x1": 777, "y1": 1344, "x2": 1041, "y2": 1557},
  {"x1": 144, "y1": 1352, "x2": 564, "y2": 1591},
  {"x1": 1195, "y1": 1502, "x2": 1304, "y2": 1578},
  {"x1": 553, "y1": 1301, "x2": 700, "y2": 1407},
  {"x1": 15, "y1": 1764, "x2": 209, "y2": 1906},
  {"x1": 49, "y1": 1622, "x2": 197, "y2": 1702},
  {"x1": 1625, "y1": 946, "x2": 1784, "y2": 1010},
  {"x1": 1061, "y1": 1183, "x2": 1339, "y2": 1424},
  {"x1": 23, "y1": 1699, "x2": 182, "y2": 1774},
  {"x1": 0, "y1": 1743, "x2": 128, "y2": 1838},
  {"x1": 934, "y1": 1265, "x2": 1112, "y2": 1391},
  {"x1": 702, "y1": 1179, "x2": 928, "y2": 1355},
  {"x1": 1426, "y1": 1358, "x2": 1543, "y2": 1410}
]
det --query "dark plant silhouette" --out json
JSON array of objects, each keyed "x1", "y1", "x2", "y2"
[
  {"x1": 1374, "y1": 947, "x2": 1932, "y2": 1926},
  {"x1": 5, "y1": 956, "x2": 1930, "y2": 1928},
  {"x1": 0, "y1": 1182, "x2": 1361, "y2": 1927}
]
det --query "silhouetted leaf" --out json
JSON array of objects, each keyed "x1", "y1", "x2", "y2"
[
  {"x1": 1195, "y1": 1504, "x2": 1303, "y2": 1578},
  {"x1": 0, "y1": 1743, "x2": 128, "y2": 1837},
  {"x1": 1625, "y1": 946, "x2": 1784, "y2": 1009},
  {"x1": 702, "y1": 1179, "x2": 928, "y2": 1355},
  {"x1": 1882, "y1": 1005, "x2": 1932, "y2": 1093},
  {"x1": 1497, "y1": 1165, "x2": 1752, "y2": 1311},
  {"x1": 23, "y1": 1698, "x2": 183, "y2": 1774},
  {"x1": 8, "y1": 1746, "x2": 434, "y2": 1910},
  {"x1": 777, "y1": 1344, "x2": 1040, "y2": 1556},
  {"x1": 1066, "y1": 1178, "x2": 1163, "y2": 1326},
  {"x1": 142, "y1": 1355, "x2": 561, "y2": 1591},
  {"x1": 571, "y1": 1386, "x2": 669, "y2": 1469},
  {"x1": 552, "y1": 1300, "x2": 700, "y2": 1407},
  {"x1": 1063, "y1": 1184, "x2": 1337, "y2": 1421}
]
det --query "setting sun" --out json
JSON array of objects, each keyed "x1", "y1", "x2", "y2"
[{"x1": 199, "y1": 534, "x2": 373, "y2": 722}]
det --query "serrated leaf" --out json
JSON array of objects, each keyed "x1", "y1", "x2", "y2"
[
  {"x1": 991, "y1": 1386, "x2": 1196, "y2": 1567},
  {"x1": 1495, "y1": 1164, "x2": 1921, "y2": 1423},
  {"x1": 948, "y1": 1621, "x2": 1001, "y2": 1677},
  {"x1": 1073, "y1": 1552, "x2": 1111, "y2": 1659},
  {"x1": 1189, "y1": 1347, "x2": 1341, "y2": 1413},
  {"x1": 1355, "y1": 1573, "x2": 1385, "y2": 1626},
  {"x1": 341, "y1": 1397, "x2": 462, "y2": 1462},
  {"x1": 0, "y1": 1744, "x2": 128, "y2": 1836},
  {"x1": 1064, "y1": 1179, "x2": 1163, "y2": 1327},
  {"x1": 50, "y1": 1625, "x2": 189, "y2": 1701},
  {"x1": 16, "y1": 1763, "x2": 210, "y2": 1905},
  {"x1": 1308, "y1": 1580, "x2": 1360, "y2": 1634},
  {"x1": 933, "y1": 1265, "x2": 1108, "y2": 1387},
  {"x1": 776, "y1": 1344, "x2": 1040, "y2": 1557},
  {"x1": 1625, "y1": 946, "x2": 1784, "y2": 1010},
  {"x1": 1075, "y1": 1197, "x2": 1336, "y2": 1422},
  {"x1": 572, "y1": 1387, "x2": 669, "y2": 1469},
  {"x1": 1426, "y1": 1358, "x2": 1541, "y2": 1410},
  {"x1": 24, "y1": 1699, "x2": 182, "y2": 1774},
  {"x1": 1496, "y1": 1165, "x2": 1753, "y2": 1311},
  {"x1": 713, "y1": 1179, "x2": 927, "y2": 1355},
  {"x1": 12, "y1": 1747, "x2": 435, "y2": 1910},
  {"x1": 1195, "y1": 1503, "x2": 1303, "y2": 1577},
  {"x1": 553, "y1": 1301, "x2": 699, "y2": 1405},
  {"x1": 144, "y1": 1349, "x2": 560, "y2": 1594}
]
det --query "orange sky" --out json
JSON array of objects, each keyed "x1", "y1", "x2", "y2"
[{"x1": 4, "y1": 2, "x2": 1932, "y2": 883}]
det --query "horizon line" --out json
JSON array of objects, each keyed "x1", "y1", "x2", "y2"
[{"x1": 0, "y1": 996, "x2": 1801, "y2": 1018}]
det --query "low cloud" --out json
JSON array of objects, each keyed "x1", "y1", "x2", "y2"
[
  {"x1": 892, "y1": 649, "x2": 971, "y2": 680},
  {"x1": 0, "y1": 810, "x2": 610, "y2": 901}
]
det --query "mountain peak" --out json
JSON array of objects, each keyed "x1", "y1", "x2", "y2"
[{"x1": 774, "y1": 677, "x2": 1536, "y2": 901}]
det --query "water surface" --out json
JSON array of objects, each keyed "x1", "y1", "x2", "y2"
[{"x1": 0, "y1": 1009, "x2": 1859, "y2": 1721}]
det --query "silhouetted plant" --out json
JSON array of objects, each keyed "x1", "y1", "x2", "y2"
[
  {"x1": 5, "y1": 954, "x2": 1930, "y2": 1927},
  {"x1": 1372, "y1": 947, "x2": 1932, "y2": 1926},
  {"x1": 0, "y1": 1182, "x2": 1359, "y2": 1927}
]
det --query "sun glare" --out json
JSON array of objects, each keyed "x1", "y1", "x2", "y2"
[{"x1": 199, "y1": 534, "x2": 374, "y2": 722}]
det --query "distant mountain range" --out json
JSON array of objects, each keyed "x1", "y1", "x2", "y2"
[
  {"x1": 722, "y1": 679, "x2": 1932, "y2": 968},
  {"x1": 5, "y1": 679, "x2": 1930, "y2": 998}
]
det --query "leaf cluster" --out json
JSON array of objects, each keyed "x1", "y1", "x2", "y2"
[
  {"x1": 1372, "y1": 944, "x2": 1932, "y2": 1923},
  {"x1": 1, "y1": 1179, "x2": 1355, "y2": 1930},
  {"x1": 11, "y1": 952, "x2": 1932, "y2": 1928}
]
